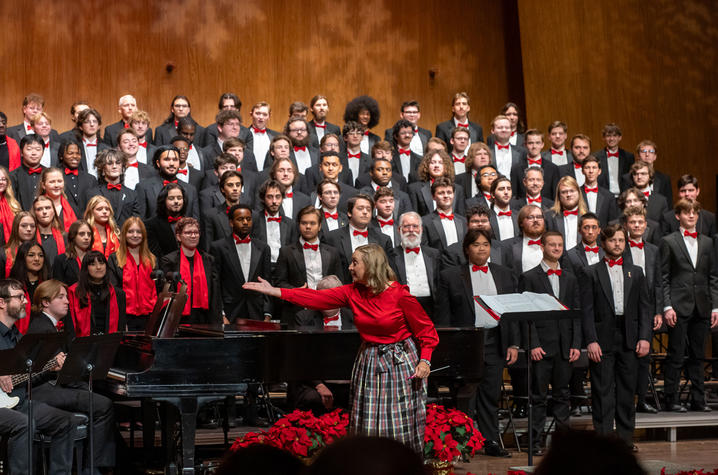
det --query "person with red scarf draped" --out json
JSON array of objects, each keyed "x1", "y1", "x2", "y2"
[
  {"x1": 31, "y1": 196, "x2": 65, "y2": 268},
  {"x1": 159, "y1": 217, "x2": 220, "y2": 324},
  {"x1": 0, "y1": 111, "x2": 22, "y2": 172},
  {"x1": 108, "y1": 217, "x2": 157, "y2": 332},
  {"x1": 83, "y1": 195, "x2": 120, "y2": 259},
  {"x1": 51, "y1": 220, "x2": 92, "y2": 286},
  {"x1": 36, "y1": 167, "x2": 79, "y2": 233},
  {"x1": 0, "y1": 165, "x2": 22, "y2": 244},
  {"x1": 68, "y1": 250, "x2": 126, "y2": 336},
  {"x1": 8, "y1": 241, "x2": 50, "y2": 334},
  {"x1": 2, "y1": 212, "x2": 36, "y2": 278}
]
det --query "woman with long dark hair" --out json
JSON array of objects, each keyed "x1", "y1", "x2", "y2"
[
  {"x1": 2, "y1": 211, "x2": 36, "y2": 277},
  {"x1": 9, "y1": 240, "x2": 50, "y2": 333},
  {"x1": 52, "y1": 219, "x2": 93, "y2": 286},
  {"x1": 154, "y1": 95, "x2": 205, "y2": 146},
  {"x1": 68, "y1": 250, "x2": 126, "y2": 336},
  {"x1": 145, "y1": 182, "x2": 186, "y2": 258}
]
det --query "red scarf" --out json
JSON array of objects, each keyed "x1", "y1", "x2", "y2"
[
  {"x1": 7, "y1": 137, "x2": 21, "y2": 171},
  {"x1": 179, "y1": 249, "x2": 208, "y2": 316},
  {"x1": 122, "y1": 253, "x2": 157, "y2": 315},
  {"x1": 58, "y1": 196, "x2": 77, "y2": 233},
  {"x1": 68, "y1": 282, "x2": 120, "y2": 337},
  {"x1": 0, "y1": 196, "x2": 15, "y2": 243},
  {"x1": 4, "y1": 248, "x2": 14, "y2": 278},
  {"x1": 91, "y1": 224, "x2": 120, "y2": 258},
  {"x1": 36, "y1": 229, "x2": 66, "y2": 255},
  {"x1": 14, "y1": 289, "x2": 31, "y2": 334}
]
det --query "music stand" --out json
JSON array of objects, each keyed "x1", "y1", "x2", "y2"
[
  {"x1": 56, "y1": 333, "x2": 123, "y2": 475},
  {"x1": 0, "y1": 332, "x2": 65, "y2": 475},
  {"x1": 499, "y1": 309, "x2": 581, "y2": 467},
  {"x1": 145, "y1": 282, "x2": 188, "y2": 338}
]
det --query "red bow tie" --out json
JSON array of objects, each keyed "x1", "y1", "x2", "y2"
[
  {"x1": 364, "y1": 130, "x2": 369, "y2": 136},
  {"x1": 139, "y1": 142, "x2": 147, "y2": 148},
  {"x1": 286, "y1": 192, "x2": 293, "y2": 198},
  {"x1": 585, "y1": 245, "x2": 600, "y2": 253},
  {"x1": 85, "y1": 142, "x2": 97, "y2": 147},
  {"x1": 405, "y1": 247, "x2": 420, "y2": 254},
  {"x1": 527, "y1": 196, "x2": 542, "y2": 204},
  {"x1": 584, "y1": 186, "x2": 598, "y2": 193},
  {"x1": 234, "y1": 235, "x2": 251, "y2": 244},
  {"x1": 457, "y1": 123, "x2": 469, "y2": 128},
  {"x1": 294, "y1": 146, "x2": 306, "y2": 153},
  {"x1": 605, "y1": 257, "x2": 623, "y2": 267},
  {"x1": 629, "y1": 240, "x2": 644, "y2": 249},
  {"x1": 511, "y1": 130, "x2": 516, "y2": 137},
  {"x1": 483, "y1": 192, "x2": 492, "y2": 200},
  {"x1": 606, "y1": 150, "x2": 619, "y2": 158},
  {"x1": 643, "y1": 191, "x2": 650, "y2": 197},
  {"x1": 496, "y1": 144, "x2": 509, "y2": 151},
  {"x1": 378, "y1": 218, "x2": 394, "y2": 227},
  {"x1": 55, "y1": 320, "x2": 64, "y2": 331},
  {"x1": 551, "y1": 149, "x2": 563, "y2": 155},
  {"x1": 563, "y1": 209, "x2": 578, "y2": 216},
  {"x1": 65, "y1": 168, "x2": 78, "y2": 176},
  {"x1": 127, "y1": 162, "x2": 138, "y2": 168},
  {"x1": 528, "y1": 158, "x2": 542, "y2": 165},
  {"x1": 439, "y1": 212, "x2": 454, "y2": 220},
  {"x1": 177, "y1": 169, "x2": 188, "y2": 175},
  {"x1": 684, "y1": 230, "x2": 698, "y2": 238},
  {"x1": 252, "y1": 127, "x2": 266, "y2": 134},
  {"x1": 163, "y1": 179, "x2": 178, "y2": 186},
  {"x1": 167, "y1": 216, "x2": 182, "y2": 223},
  {"x1": 266, "y1": 215, "x2": 282, "y2": 223},
  {"x1": 348, "y1": 152, "x2": 361, "y2": 159},
  {"x1": 497, "y1": 210, "x2": 512, "y2": 217},
  {"x1": 303, "y1": 242, "x2": 318, "y2": 251},
  {"x1": 107, "y1": 183, "x2": 122, "y2": 190},
  {"x1": 573, "y1": 161, "x2": 582, "y2": 169},
  {"x1": 26, "y1": 124, "x2": 33, "y2": 131},
  {"x1": 324, "y1": 211, "x2": 338, "y2": 220},
  {"x1": 353, "y1": 229, "x2": 368, "y2": 238},
  {"x1": 123, "y1": 122, "x2": 130, "y2": 129},
  {"x1": 528, "y1": 239, "x2": 541, "y2": 246},
  {"x1": 452, "y1": 155, "x2": 465, "y2": 163},
  {"x1": 313, "y1": 122, "x2": 326, "y2": 129},
  {"x1": 547, "y1": 269, "x2": 562, "y2": 276},
  {"x1": 398, "y1": 148, "x2": 411, "y2": 156},
  {"x1": 323, "y1": 314, "x2": 340, "y2": 324},
  {"x1": 28, "y1": 167, "x2": 42, "y2": 174},
  {"x1": 472, "y1": 264, "x2": 488, "y2": 273},
  {"x1": 44, "y1": 142, "x2": 49, "y2": 149}
]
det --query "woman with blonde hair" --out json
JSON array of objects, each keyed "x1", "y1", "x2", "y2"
[
  {"x1": 31, "y1": 195, "x2": 65, "y2": 267},
  {"x1": 84, "y1": 195, "x2": 120, "y2": 258},
  {"x1": 36, "y1": 167, "x2": 79, "y2": 232},
  {"x1": 108, "y1": 217, "x2": 158, "y2": 331},
  {"x1": 0, "y1": 165, "x2": 22, "y2": 244},
  {"x1": 244, "y1": 243, "x2": 438, "y2": 453}
]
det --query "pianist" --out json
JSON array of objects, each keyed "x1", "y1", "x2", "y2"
[{"x1": 244, "y1": 243, "x2": 438, "y2": 454}]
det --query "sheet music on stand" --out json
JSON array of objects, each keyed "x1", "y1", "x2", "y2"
[{"x1": 479, "y1": 292, "x2": 568, "y2": 316}]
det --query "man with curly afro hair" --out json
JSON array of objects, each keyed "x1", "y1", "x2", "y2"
[{"x1": 343, "y1": 95, "x2": 381, "y2": 156}]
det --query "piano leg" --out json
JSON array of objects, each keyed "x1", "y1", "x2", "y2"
[{"x1": 178, "y1": 397, "x2": 199, "y2": 475}]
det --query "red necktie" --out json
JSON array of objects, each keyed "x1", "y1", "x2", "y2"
[
  {"x1": 457, "y1": 123, "x2": 469, "y2": 128},
  {"x1": 584, "y1": 186, "x2": 598, "y2": 193},
  {"x1": 472, "y1": 264, "x2": 488, "y2": 273},
  {"x1": 252, "y1": 127, "x2": 266, "y2": 134},
  {"x1": 399, "y1": 148, "x2": 411, "y2": 156},
  {"x1": 547, "y1": 269, "x2": 562, "y2": 276},
  {"x1": 294, "y1": 146, "x2": 306, "y2": 153},
  {"x1": 643, "y1": 191, "x2": 650, "y2": 197},
  {"x1": 353, "y1": 230, "x2": 368, "y2": 238},
  {"x1": 573, "y1": 161, "x2": 582, "y2": 169},
  {"x1": 324, "y1": 211, "x2": 338, "y2": 220},
  {"x1": 303, "y1": 242, "x2": 318, "y2": 251},
  {"x1": 439, "y1": 212, "x2": 454, "y2": 220},
  {"x1": 563, "y1": 210, "x2": 578, "y2": 216},
  {"x1": 266, "y1": 215, "x2": 282, "y2": 223},
  {"x1": 452, "y1": 155, "x2": 465, "y2": 163},
  {"x1": 177, "y1": 169, "x2": 188, "y2": 175},
  {"x1": 527, "y1": 196, "x2": 542, "y2": 204},
  {"x1": 163, "y1": 179, "x2": 178, "y2": 186},
  {"x1": 496, "y1": 144, "x2": 509, "y2": 151},
  {"x1": 348, "y1": 152, "x2": 361, "y2": 159},
  {"x1": 528, "y1": 239, "x2": 541, "y2": 246},
  {"x1": 378, "y1": 218, "x2": 394, "y2": 227},
  {"x1": 528, "y1": 158, "x2": 542, "y2": 165},
  {"x1": 607, "y1": 150, "x2": 618, "y2": 158},
  {"x1": 234, "y1": 235, "x2": 251, "y2": 244},
  {"x1": 28, "y1": 167, "x2": 42, "y2": 174},
  {"x1": 551, "y1": 149, "x2": 563, "y2": 155},
  {"x1": 405, "y1": 247, "x2": 420, "y2": 254},
  {"x1": 313, "y1": 122, "x2": 326, "y2": 129},
  {"x1": 139, "y1": 142, "x2": 147, "y2": 148},
  {"x1": 286, "y1": 192, "x2": 293, "y2": 198},
  {"x1": 323, "y1": 314, "x2": 340, "y2": 324},
  {"x1": 107, "y1": 183, "x2": 122, "y2": 190},
  {"x1": 605, "y1": 257, "x2": 623, "y2": 267},
  {"x1": 629, "y1": 240, "x2": 644, "y2": 249},
  {"x1": 498, "y1": 210, "x2": 512, "y2": 217},
  {"x1": 684, "y1": 230, "x2": 698, "y2": 239},
  {"x1": 585, "y1": 246, "x2": 599, "y2": 253},
  {"x1": 127, "y1": 162, "x2": 138, "y2": 168},
  {"x1": 65, "y1": 168, "x2": 78, "y2": 176}
]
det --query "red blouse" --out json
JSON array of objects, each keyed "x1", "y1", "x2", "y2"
[{"x1": 281, "y1": 282, "x2": 439, "y2": 361}]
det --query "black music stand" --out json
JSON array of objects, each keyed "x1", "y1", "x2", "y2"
[
  {"x1": 498, "y1": 308, "x2": 581, "y2": 467},
  {"x1": 0, "y1": 332, "x2": 64, "y2": 475},
  {"x1": 56, "y1": 333, "x2": 122, "y2": 475},
  {"x1": 145, "y1": 282, "x2": 187, "y2": 338}
]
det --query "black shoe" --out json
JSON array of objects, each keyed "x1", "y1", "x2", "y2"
[
  {"x1": 689, "y1": 404, "x2": 712, "y2": 412},
  {"x1": 666, "y1": 403, "x2": 687, "y2": 413},
  {"x1": 484, "y1": 440, "x2": 511, "y2": 458},
  {"x1": 512, "y1": 405, "x2": 528, "y2": 418},
  {"x1": 570, "y1": 406, "x2": 582, "y2": 417},
  {"x1": 530, "y1": 445, "x2": 545, "y2": 456},
  {"x1": 636, "y1": 402, "x2": 658, "y2": 414}
]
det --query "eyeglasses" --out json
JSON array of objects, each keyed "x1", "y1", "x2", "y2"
[
  {"x1": 182, "y1": 231, "x2": 200, "y2": 236},
  {"x1": 481, "y1": 172, "x2": 498, "y2": 178},
  {"x1": 289, "y1": 128, "x2": 307, "y2": 134},
  {"x1": 525, "y1": 215, "x2": 544, "y2": 221},
  {"x1": 4, "y1": 294, "x2": 26, "y2": 302},
  {"x1": 640, "y1": 149, "x2": 655, "y2": 154}
]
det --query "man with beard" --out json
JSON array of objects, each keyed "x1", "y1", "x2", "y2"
[
  {"x1": 388, "y1": 211, "x2": 440, "y2": 320},
  {"x1": 171, "y1": 136, "x2": 205, "y2": 191},
  {"x1": 135, "y1": 146, "x2": 200, "y2": 219},
  {"x1": 250, "y1": 179, "x2": 297, "y2": 269},
  {"x1": 307, "y1": 95, "x2": 341, "y2": 149},
  {"x1": 558, "y1": 134, "x2": 591, "y2": 187},
  {"x1": 282, "y1": 117, "x2": 317, "y2": 177},
  {"x1": 488, "y1": 176, "x2": 520, "y2": 242}
]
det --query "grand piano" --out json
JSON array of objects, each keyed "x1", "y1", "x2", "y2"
[{"x1": 106, "y1": 322, "x2": 484, "y2": 474}]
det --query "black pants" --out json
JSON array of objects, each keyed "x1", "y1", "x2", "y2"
[
  {"x1": 15, "y1": 398, "x2": 75, "y2": 475},
  {"x1": 475, "y1": 329, "x2": 503, "y2": 443},
  {"x1": 0, "y1": 408, "x2": 28, "y2": 474},
  {"x1": 663, "y1": 310, "x2": 709, "y2": 406},
  {"x1": 33, "y1": 382, "x2": 116, "y2": 468},
  {"x1": 530, "y1": 354, "x2": 571, "y2": 444},
  {"x1": 589, "y1": 328, "x2": 638, "y2": 445}
]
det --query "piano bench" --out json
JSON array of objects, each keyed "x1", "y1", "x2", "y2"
[{"x1": 34, "y1": 413, "x2": 88, "y2": 475}]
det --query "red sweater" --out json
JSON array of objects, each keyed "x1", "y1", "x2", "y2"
[{"x1": 281, "y1": 282, "x2": 439, "y2": 361}]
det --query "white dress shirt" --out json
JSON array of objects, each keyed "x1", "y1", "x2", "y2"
[
  {"x1": 550, "y1": 148, "x2": 568, "y2": 166},
  {"x1": 494, "y1": 205, "x2": 514, "y2": 241},
  {"x1": 349, "y1": 224, "x2": 368, "y2": 252},
  {"x1": 470, "y1": 264, "x2": 499, "y2": 328},
  {"x1": 606, "y1": 259, "x2": 624, "y2": 315},
  {"x1": 583, "y1": 242, "x2": 601, "y2": 266},
  {"x1": 522, "y1": 236, "x2": 544, "y2": 272},
  {"x1": 235, "y1": 240, "x2": 251, "y2": 281},
  {"x1": 176, "y1": 166, "x2": 190, "y2": 184},
  {"x1": 252, "y1": 129, "x2": 270, "y2": 170},
  {"x1": 282, "y1": 186, "x2": 294, "y2": 219},
  {"x1": 628, "y1": 239, "x2": 645, "y2": 272},
  {"x1": 347, "y1": 148, "x2": 361, "y2": 182},
  {"x1": 606, "y1": 151, "x2": 620, "y2": 195},
  {"x1": 584, "y1": 184, "x2": 598, "y2": 213},
  {"x1": 265, "y1": 213, "x2": 282, "y2": 262},
  {"x1": 323, "y1": 208, "x2": 339, "y2": 231},
  {"x1": 186, "y1": 144, "x2": 201, "y2": 170},
  {"x1": 404, "y1": 246, "x2": 431, "y2": 297},
  {"x1": 300, "y1": 237, "x2": 323, "y2": 289},
  {"x1": 452, "y1": 153, "x2": 467, "y2": 175},
  {"x1": 41, "y1": 141, "x2": 51, "y2": 168},
  {"x1": 494, "y1": 145, "x2": 512, "y2": 178},
  {"x1": 540, "y1": 260, "x2": 561, "y2": 298},
  {"x1": 377, "y1": 217, "x2": 395, "y2": 246},
  {"x1": 680, "y1": 227, "x2": 698, "y2": 268},
  {"x1": 410, "y1": 129, "x2": 424, "y2": 156},
  {"x1": 294, "y1": 148, "x2": 312, "y2": 175},
  {"x1": 563, "y1": 208, "x2": 579, "y2": 250},
  {"x1": 83, "y1": 138, "x2": 98, "y2": 177},
  {"x1": 439, "y1": 212, "x2": 458, "y2": 246},
  {"x1": 124, "y1": 161, "x2": 140, "y2": 190}
]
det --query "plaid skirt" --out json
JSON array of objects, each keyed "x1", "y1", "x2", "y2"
[{"x1": 349, "y1": 338, "x2": 427, "y2": 453}]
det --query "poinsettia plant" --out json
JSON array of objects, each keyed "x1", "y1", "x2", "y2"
[
  {"x1": 231, "y1": 409, "x2": 349, "y2": 458},
  {"x1": 423, "y1": 404, "x2": 485, "y2": 462},
  {"x1": 661, "y1": 469, "x2": 718, "y2": 475}
]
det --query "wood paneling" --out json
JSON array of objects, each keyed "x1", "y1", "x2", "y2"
[
  {"x1": 0, "y1": 0, "x2": 519, "y2": 144},
  {"x1": 518, "y1": 0, "x2": 718, "y2": 211}
]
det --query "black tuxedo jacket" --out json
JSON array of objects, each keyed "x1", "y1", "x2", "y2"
[
  {"x1": 145, "y1": 216, "x2": 180, "y2": 259},
  {"x1": 360, "y1": 185, "x2": 412, "y2": 215},
  {"x1": 389, "y1": 244, "x2": 440, "y2": 297},
  {"x1": 303, "y1": 163, "x2": 354, "y2": 193},
  {"x1": 408, "y1": 181, "x2": 466, "y2": 217},
  {"x1": 510, "y1": 196, "x2": 554, "y2": 211},
  {"x1": 435, "y1": 119, "x2": 483, "y2": 152},
  {"x1": 581, "y1": 261, "x2": 651, "y2": 350},
  {"x1": 10, "y1": 164, "x2": 45, "y2": 210},
  {"x1": 369, "y1": 219, "x2": 400, "y2": 248},
  {"x1": 308, "y1": 121, "x2": 342, "y2": 148},
  {"x1": 135, "y1": 177, "x2": 200, "y2": 220},
  {"x1": 486, "y1": 132, "x2": 525, "y2": 150},
  {"x1": 501, "y1": 235, "x2": 541, "y2": 277},
  {"x1": 541, "y1": 149, "x2": 574, "y2": 167},
  {"x1": 319, "y1": 210, "x2": 349, "y2": 239},
  {"x1": 455, "y1": 171, "x2": 479, "y2": 200},
  {"x1": 355, "y1": 174, "x2": 408, "y2": 194},
  {"x1": 159, "y1": 249, "x2": 222, "y2": 324},
  {"x1": 391, "y1": 150, "x2": 423, "y2": 184},
  {"x1": 209, "y1": 236, "x2": 272, "y2": 320},
  {"x1": 91, "y1": 184, "x2": 140, "y2": 227},
  {"x1": 557, "y1": 161, "x2": 585, "y2": 184},
  {"x1": 519, "y1": 265, "x2": 581, "y2": 357},
  {"x1": 510, "y1": 158, "x2": 559, "y2": 199},
  {"x1": 644, "y1": 192, "x2": 669, "y2": 223},
  {"x1": 177, "y1": 167, "x2": 205, "y2": 192},
  {"x1": 660, "y1": 231, "x2": 718, "y2": 317},
  {"x1": 581, "y1": 186, "x2": 619, "y2": 227},
  {"x1": 437, "y1": 262, "x2": 519, "y2": 352},
  {"x1": 623, "y1": 240, "x2": 663, "y2": 315},
  {"x1": 63, "y1": 168, "x2": 97, "y2": 215},
  {"x1": 52, "y1": 253, "x2": 81, "y2": 286},
  {"x1": 281, "y1": 189, "x2": 312, "y2": 221},
  {"x1": 309, "y1": 184, "x2": 358, "y2": 214},
  {"x1": 103, "y1": 120, "x2": 153, "y2": 147},
  {"x1": 593, "y1": 148, "x2": 634, "y2": 190},
  {"x1": 384, "y1": 126, "x2": 432, "y2": 150},
  {"x1": 662, "y1": 209, "x2": 716, "y2": 237},
  {"x1": 201, "y1": 203, "x2": 232, "y2": 250},
  {"x1": 565, "y1": 244, "x2": 605, "y2": 277},
  {"x1": 153, "y1": 121, "x2": 206, "y2": 147},
  {"x1": 322, "y1": 226, "x2": 394, "y2": 283},
  {"x1": 243, "y1": 129, "x2": 278, "y2": 172},
  {"x1": 441, "y1": 239, "x2": 506, "y2": 270},
  {"x1": 26, "y1": 311, "x2": 76, "y2": 348},
  {"x1": 544, "y1": 209, "x2": 582, "y2": 249},
  {"x1": 465, "y1": 194, "x2": 492, "y2": 213},
  {"x1": 78, "y1": 141, "x2": 110, "y2": 174},
  {"x1": 421, "y1": 211, "x2": 467, "y2": 252},
  {"x1": 340, "y1": 151, "x2": 372, "y2": 188},
  {"x1": 250, "y1": 211, "x2": 297, "y2": 253},
  {"x1": 490, "y1": 145, "x2": 524, "y2": 181},
  {"x1": 488, "y1": 205, "x2": 521, "y2": 242},
  {"x1": 6, "y1": 125, "x2": 60, "y2": 143},
  {"x1": 201, "y1": 141, "x2": 228, "y2": 170},
  {"x1": 620, "y1": 169, "x2": 673, "y2": 204}
]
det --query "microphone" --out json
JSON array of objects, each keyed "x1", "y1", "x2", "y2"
[{"x1": 150, "y1": 269, "x2": 164, "y2": 282}]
